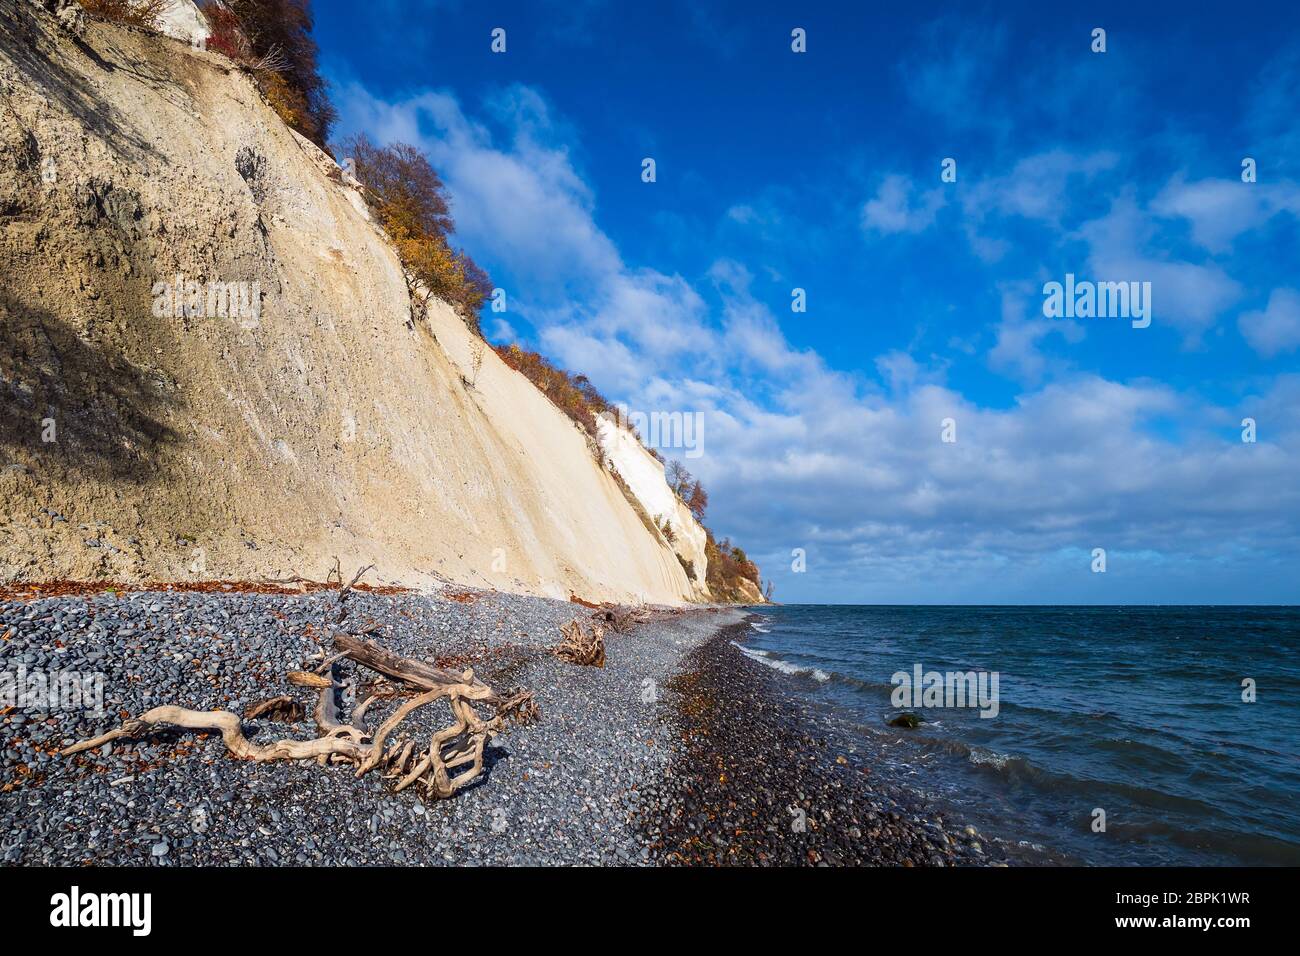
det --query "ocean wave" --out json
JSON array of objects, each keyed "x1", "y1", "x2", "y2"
[
  {"x1": 731, "y1": 641, "x2": 829, "y2": 681},
  {"x1": 749, "y1": 622, "x2": 771, "y2": 633}
]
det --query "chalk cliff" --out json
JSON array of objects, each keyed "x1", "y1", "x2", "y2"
[{"x1": 0, "y1": 1, "x2": 760, "y2": 603}]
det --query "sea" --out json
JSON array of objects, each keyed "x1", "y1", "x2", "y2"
[{"x1": 739, "y1": 605, "x2": 1300, "y2": 866}]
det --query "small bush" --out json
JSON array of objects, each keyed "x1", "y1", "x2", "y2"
[
  {"x1": 340, "y1": 133, "x2": 491, "y2": 328},
  {"x1": 705, "y1": 530, "x2": 762, "y2": 601},
  {"x1": 202, "y1": 4, "x2": 253, "y2": 61},
  {"x1": 198, "y1": 1, "x2": 336, "y2": 148},
  {"x1": 77, "y1": 0, "x2": 168, "y2": 28},
  {"x1": 493, "y1": 343, "x2": 614, "y2": 439}
]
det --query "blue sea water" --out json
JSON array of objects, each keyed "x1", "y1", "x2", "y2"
[{"x1": 741, "y1": 605, "x2": 1300, "y2": 866}]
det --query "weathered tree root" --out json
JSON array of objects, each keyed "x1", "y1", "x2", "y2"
[
  {"x1": 553, "y1": 618, "x2": 606, "y2": 667},
  {"x1": 244, "y1": 695, "x2": 304, "y2": 723},
  {"x1": 61, "y1": 566, "x2": 536, "y2": 800},
  {"x1": 61, "y1": 706, "x2": 372, "y2": 763}
]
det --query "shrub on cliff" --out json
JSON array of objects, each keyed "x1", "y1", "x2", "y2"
[
  {"x1": 493, "y1": 344, "x2": 612, "y2": 438},
  {"x1": 340, "y1": 134, "x2": 492, "y2": 327},
  {"x1": 705, "y1": 531, "x2": 762, "y2": 600},
  {"x1": 667, "y1": 462, "x2": 760, "y2": 599},
  {"x1": 198, "y1": 1, "x2": 336, "y2": 148},
  {"x1": 667, "y1": 459, "x2": 709, "y2": 521}
]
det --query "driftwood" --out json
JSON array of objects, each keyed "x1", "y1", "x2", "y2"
[
  {"x1": 590, "y1": 604, "x2": 651, "y2": 634},
  {"x1": 62, "y1": 565, "x2": 537, "y2": 799},
  {"x1": 287, "y1": 670, "x2": 333, "y2": 689},
  {"x1": 554, "y1": 618, "x2": 606, "y2": 667},
  {"x1": 243, "y1": 695, "x2": 304, "y2": 723}
]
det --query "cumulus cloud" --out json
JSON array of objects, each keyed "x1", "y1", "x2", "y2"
[
  {"x1": 1076, "y1": 196, "x2": 1242, "y2": 343},
  {"x1": 861, "y1": 174, "x2": 946, "y2": 235},
  {"x1": 988, "y1": 282, "x2": 1084, "y2": 383},
  {"x1": 334, "y1": 82, "x2": 621, "y2": 291},
  {"x1": 1239, "y1": 288, "x2": 1300, "y2": 357}
]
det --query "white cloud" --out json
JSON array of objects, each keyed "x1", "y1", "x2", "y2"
[
  {"x1": 1151, "y1": 175, "x2": 1297, "y2": 253},
  {"x1": 861, "y1": 174, "x2": 946, "y2": 235},
  {"x1": 1077, "y1": 196, "x2": 1242, "y2": 343},
  {"x1": 1239, "y1": 288, "x2": 1300, "y2": 357},
  {"x1": 965, "y1": 150, "x2": 1119, "y2": 226},
  {"x1": 988, "y1": 283, "x2": 1084, "y2": 383},
  {"x1": 334, "y1": 82, "x2": 621, "y2": 289}
]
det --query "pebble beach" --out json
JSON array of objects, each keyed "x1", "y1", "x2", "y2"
[{"x1": 0, "y1": 587, "x2": 1000, "y2": 866}]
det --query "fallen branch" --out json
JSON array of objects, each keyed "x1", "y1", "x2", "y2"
[
  {"x1": 334, "y1": 632, "x2": 538, "y2": 724},
  {"x1": 243, "y1": 696, "x2": 304, "y2": 723},
  {"x1": 287, "y1": 670, "x2": 332, "y2": 689},
  {"x1": 62, "y1": 706, "x2": 369, "y2": 764}
]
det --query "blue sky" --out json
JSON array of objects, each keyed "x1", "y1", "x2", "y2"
[{"x1": 313, "y1": 0, "x2": 1300, "y2": 604}]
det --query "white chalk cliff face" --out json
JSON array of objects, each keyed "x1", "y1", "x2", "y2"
[
  {"x1": 0, "y1": 1, "x2": 702, "y2": 603},
  {"x1": 156, "y1": 0, "x2": 210, "y2": 47},
  {"x1": 594, "y1": 417, "x2": 710, "y2": 598}
]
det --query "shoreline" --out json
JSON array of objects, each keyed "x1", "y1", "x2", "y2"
[
  {"x1": 638, "y1": 618, "x2": 1008, "y2": 866},
  {"x1": 3, "y1": 589, "x2": 1008, "y2": 866}
]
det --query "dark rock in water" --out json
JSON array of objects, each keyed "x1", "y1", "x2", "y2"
[{"x1": 888, "y1": 712, "x2": 923, "y2": 729}]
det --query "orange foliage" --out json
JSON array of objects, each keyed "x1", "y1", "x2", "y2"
[
  {"x1": 341, "y1": 134, "x2": 492, "y2": 326},
  {"x1": 492, "y1": 343, "x2": 613, "y2": 438}
]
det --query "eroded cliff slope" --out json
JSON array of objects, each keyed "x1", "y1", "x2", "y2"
[{"x1": 0, "y1": 1, "x2": 710, "y2": 603}]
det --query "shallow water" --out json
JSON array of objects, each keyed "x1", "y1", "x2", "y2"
[{"x1": 743, "y1": 605, "x2": 1300, "y2": 866}]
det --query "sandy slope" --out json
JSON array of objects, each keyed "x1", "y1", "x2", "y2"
[{"x1": 0, "y1": 1, "x2": 701, "y2": 603}]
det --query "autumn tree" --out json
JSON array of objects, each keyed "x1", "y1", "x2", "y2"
[
  {"x1": 685, "y1": 479, "x2": 708, "y2": 521},
  {"x1": 666, "y1": 460, "x2": 693, "y2": 497},
  {"x1": 340, "y1": 134, "x2": 492, "y2": 324}
]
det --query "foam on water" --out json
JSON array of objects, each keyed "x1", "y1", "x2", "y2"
[{"x1": 731, "y1": 641, "x2": 829, "y2": 681}]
